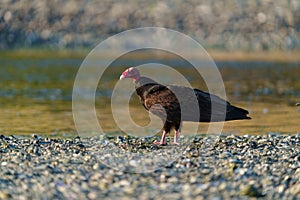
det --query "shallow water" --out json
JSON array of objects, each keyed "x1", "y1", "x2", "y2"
[{"x1": 0, "y1": 52, "x2": 299, "y2": 136}]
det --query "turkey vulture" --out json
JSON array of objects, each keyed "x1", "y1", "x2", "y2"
[{"x1": 120, "y1": 67, "x2": 251, "y2": 145}]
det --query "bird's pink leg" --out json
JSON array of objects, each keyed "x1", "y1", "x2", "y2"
[
  {"x1": 173, "y1": 129, "x2": 180, "y2": 145},
  {"x1": 154, "y1": 130, "x2": 167, "y2": 145},
  {"x1": 173, "y1": 123, "x2": 181, "y2": 145}
]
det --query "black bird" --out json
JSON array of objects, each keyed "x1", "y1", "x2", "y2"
[{"x1": 120, "y1": 67, "x2": 251, "y2": 145}]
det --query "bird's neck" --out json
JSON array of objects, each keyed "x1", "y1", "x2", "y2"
[
  {"x1": 131, "y1": 73, "x2": 140, "y2": 81},
  {"x1": 132, "y1": 76, "x2": 139, "y2": 81},
  {"x1": 134, "y1": 77, "x2": 159, "y2": 97},
  {"x1": 135, "y1": 76, "x2": 157, "y2": 87}
]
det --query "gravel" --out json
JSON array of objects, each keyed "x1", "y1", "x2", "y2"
[{"x1": 0, "y1": 133, "x2": 299, "y2": 199}]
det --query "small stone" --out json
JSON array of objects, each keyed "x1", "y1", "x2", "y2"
[
  {"x1": 129, "y1": 160, "x2": 138, "y2": 167},
  {"x1": 0, "y1": 191, "x2": 11, "y2": 199},
  {"x1": 41, "y1": 29, "x2": 52, "y2": 40},
  {"x1": 99, "y1": 182, "x2": 108, "y2": 190},
  {"x1": 87, "y1": 191, "x2": 97, "y2": 199},
  {"x1": 257, "y1": 12, "x2": 267, "y2": 24},
  {"x1": 123, "y1": 187, "x2": 135, "y2": 194},
  {"x1": 4, "y1": 11, "x2": 12, "y2": 22},
  {"x1": 119, "y1": 180, "x2": 130, "y2": 187},
  {"x1": 241, "y1": 184, "x2": 264, "y2": 197},
  {"x1": 278, "y1": 185, "x2": 285, "y2": 193},
  {"x1": 220, "y1": 152, "x2": 232, "y2": 158},
  {"x1": 117, "y1": 136, "x2": 125, "y2": 143},
  {"x1": 190, "y1": 176, "x2": 197, "y2": 184},
  {"x1": 230, "y1": 159, "x2": 241, "y2": 164}
]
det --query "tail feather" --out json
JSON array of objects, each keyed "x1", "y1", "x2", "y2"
[{"x1": 225, "y1": 105, "x2": 251, "y2": 121}]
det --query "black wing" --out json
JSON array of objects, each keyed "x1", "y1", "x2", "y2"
[
  {"x1": 135, "y1": 76, "x2": 250, "y2": 123},
  {"x1": 193, "y1": 89, "x2": 250, "y2": 122}
]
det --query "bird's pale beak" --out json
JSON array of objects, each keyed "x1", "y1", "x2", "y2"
[{"x1": 119, "y1": 74, "x2": 125, "y2": 80}]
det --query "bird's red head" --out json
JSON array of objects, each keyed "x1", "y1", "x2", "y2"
[{"x1": 119, "y1": 67, "x2": 140, "y2": 81}]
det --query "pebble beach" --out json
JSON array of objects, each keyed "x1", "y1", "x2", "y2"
[
  {"x1": 1, "y1": 0, "x2": 299, "y2": 51},
  {"x1": 1, "y1": 134, "x2": 299, "y2": 199}
]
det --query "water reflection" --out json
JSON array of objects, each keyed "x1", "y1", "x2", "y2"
[{"x1": 0, "y1": 57, "x2": 299, "y2": 136}]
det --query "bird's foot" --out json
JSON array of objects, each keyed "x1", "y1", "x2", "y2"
[
  {"x1": 171, "y1": 142, "x2": 180, "y2": 145},
  {"x1": 153, "y1": 140, "x2": 166, "y2": 146}
]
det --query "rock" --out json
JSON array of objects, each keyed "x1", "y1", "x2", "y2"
[
  {"x1": 4, "y1": 11, "x2": 12, "y2": 22},
  {"x1": 87, "y1": 191, "x2": 97, "y2": 199},
  {"x1": 241, "y1": 184, "x2": 264, "y2": 197},
  {"x1": 0, "y1": 135, "x2": 299, "y2": 199},
  {"x1": 257, "y1": 12, "x2": 267, "y2": 24}
]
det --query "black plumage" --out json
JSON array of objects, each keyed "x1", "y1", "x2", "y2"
[{"x1": 120, "y1": 67, "x2": 251, "y2": 145}]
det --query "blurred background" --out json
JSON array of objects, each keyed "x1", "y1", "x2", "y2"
[
  {"x1": 0, "y1": 0, "x2": 299, "y2": 136},
  {"x1": 0, "y1": 0, "x2": 299, "y2": 50}
]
